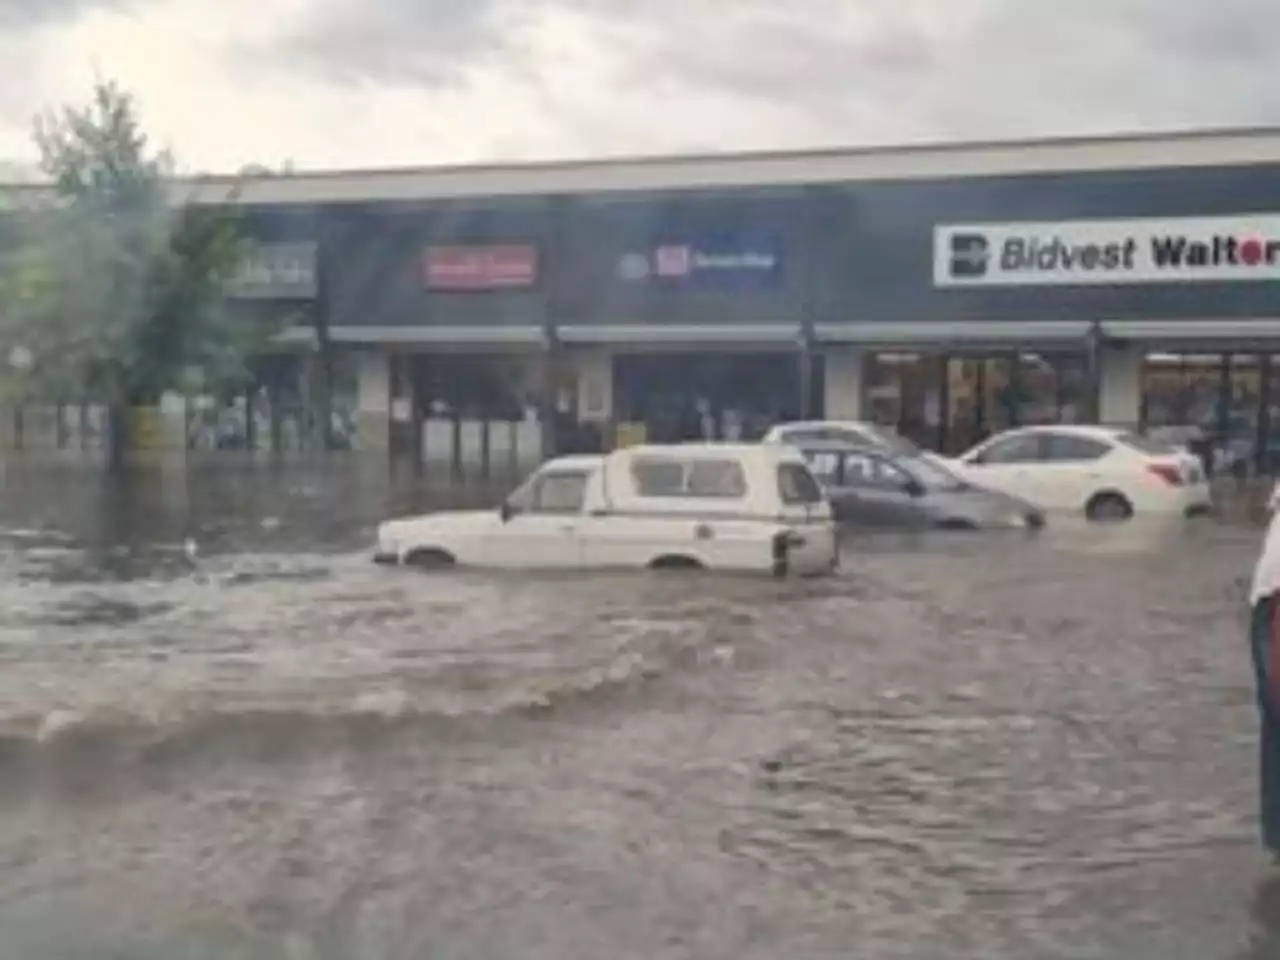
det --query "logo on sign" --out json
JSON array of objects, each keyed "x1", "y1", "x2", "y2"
[
  {"x1": 424, "y1": 244, "x2": 538, "y2": 290},
  {"x1": 935, "y1": 215, "x2": 1280, "y2": 287},
  {"x1": 616, "y1": 253, "x2": 651, "y2": 281},
  {"x1": 617, "y1": 238, "x2": 781, "y2": 284},
  {"x1": 948, "y1": 233, "x2": 989, "y2": 278},
  {"x1": 654, "y1": 245, "x2": 692, "y2": 277},
  {"x1": 226, "y1": 241, "x2": 318, "y2": 299}
]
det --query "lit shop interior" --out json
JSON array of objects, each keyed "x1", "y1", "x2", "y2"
[{"x1": 862, "y1": 351, "x2": 1278, "y2": 468}]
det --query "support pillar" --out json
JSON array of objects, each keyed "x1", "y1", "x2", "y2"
[
  {"x1": 796, "y1": 330, "x2": 815, "y2": 421},
  {"x1": 355, "y1": 350, "x2": 392, "y2": 453},
  {"x1": 1097, "y1": 341, "x2": 1143, "y2": 428},
  {"x1": 538, "y1": 333, "x2": 560, "y2": 462},
  {"x1": 822, "y1": 346, "x2": 866, "y2": 420},
  {"x1": 573, "y1": 347, "x2": 614, "y2": 451}
]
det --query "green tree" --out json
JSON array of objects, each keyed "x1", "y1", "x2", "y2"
[{"x1": 0, "y1": 80, "x2": 260, "y2": 468}]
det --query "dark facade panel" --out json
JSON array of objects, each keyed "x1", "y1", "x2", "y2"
[
  {"x1": 322, "y1": 200, "x2": 552, "y2": 329},
  {"x1": 233, "y1": 204, "x2": 323, "y2": 242},
  {"x1": 13, "y1": 159, "x2": 1280, "y2": 336},
  {"x1": 557, "y1": 191, "x2": 807, "y2": 328},
  {"x1": 812, "y1": 163, "x2": 1280, "y2": 323}
]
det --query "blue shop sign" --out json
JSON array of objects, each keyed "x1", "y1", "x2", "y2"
[{"x1": 616, "y1": 234, "x2": 783, "y2": 288}]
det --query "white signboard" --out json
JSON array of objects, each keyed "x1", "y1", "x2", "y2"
[
  {"x1": 934, "y1": 214, "x2": 1280, "y2": 288},
  {"x1": 226, "y1": 241, "x2": 318, "y2": 299}
]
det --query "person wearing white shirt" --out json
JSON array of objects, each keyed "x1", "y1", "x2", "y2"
[{"x1": 1248, "y1": 481, "x2": 1280, "y2": 859}]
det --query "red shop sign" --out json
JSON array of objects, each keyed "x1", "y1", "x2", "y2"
[{"x1": 423, "y1": 244, "x2": 538, "y2": 290}]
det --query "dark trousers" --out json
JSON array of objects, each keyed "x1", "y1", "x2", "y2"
[{"x1": 1250, "y1": 595, "x2": 1280, "y2": 852}]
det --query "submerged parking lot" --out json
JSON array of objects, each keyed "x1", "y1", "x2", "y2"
[{"x1": 0, "y1": 459, "x2": 1271, "y2": 958}]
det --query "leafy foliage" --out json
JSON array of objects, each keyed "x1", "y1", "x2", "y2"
[{"x1": 0, "y1": 80, "x2": 261, "y2": 410}]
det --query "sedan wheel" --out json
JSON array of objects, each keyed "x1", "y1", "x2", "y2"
[
  {"x1": 1085, "y1": 492, "x2": 1133, "y2": 523},
  {"x1": 404, "y1": 548, "x2": 457, "y2": 569}
]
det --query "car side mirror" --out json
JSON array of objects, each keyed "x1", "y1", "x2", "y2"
[
  {"x1": 499, "y1": 500, "x2": 513, "y2": 522},
  {"x1": 904, "y1": 478, "x2": 926, "y2": 498}
]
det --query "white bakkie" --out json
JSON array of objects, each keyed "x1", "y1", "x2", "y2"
[{"x1": 374, "y1": 443, "x2": 839, "y2": 576}]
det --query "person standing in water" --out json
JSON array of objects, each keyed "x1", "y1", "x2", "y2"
[{"x1": 1249, "y1": 482, "x2": 1280, "y2": 859}]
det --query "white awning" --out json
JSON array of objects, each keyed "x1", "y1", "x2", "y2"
[
  {"x1": 326, "y1": 324, "x2": 546, "y2": 346},
  {"x1": 270, "y1": 325, "x2": 318, "y2": 348},
  {"x1": 1100, "y1": 318, "x2": 1280, "y2": 341},
  {"x1": 814, "y1": 320, "x2": 1093, "y2": 344},
  {"x1": 555, "y1": 323, "x2": 802, "y2": 345}
]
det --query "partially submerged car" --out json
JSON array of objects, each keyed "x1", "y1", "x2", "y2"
[
  {"x1": 374, "y1": 443, "x2": 839, "y2": 576},
  {"x1": 762, "y1": 419, "x2": 957, "y2": 471},
  {"x1": 950, "y1": 424, "x2": 1211, "y2": 521},
  {"x1": 797, "y1": 440, "x2": 1046, "y2": 530}
]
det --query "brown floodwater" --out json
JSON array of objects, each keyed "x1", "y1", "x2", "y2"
[{"x1": 0, "y1": 457, "x2": 1271, "y2": 959}]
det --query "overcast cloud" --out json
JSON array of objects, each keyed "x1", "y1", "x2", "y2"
[{"x1": 0, "y1": 0, "x2": 1277, "y2": 174}]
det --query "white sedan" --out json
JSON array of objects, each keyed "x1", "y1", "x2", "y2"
[{"x1": 951, "y1": 425, "x2": 1212, "y2": 521}]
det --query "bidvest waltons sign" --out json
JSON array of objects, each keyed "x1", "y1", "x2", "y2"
[{"x1": 933, "y1": 215, "x2": 1280, "y2": 287}]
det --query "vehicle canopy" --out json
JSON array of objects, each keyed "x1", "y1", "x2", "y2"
[{"x1": 582, "y1": 442, "x2": 820, "y2": 516}]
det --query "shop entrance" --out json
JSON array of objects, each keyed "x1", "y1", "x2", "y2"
[
  {"x1": 864, "y1": 351, "x2": 1093, "y2": 454},
  {"x1": 1141, "y1": 351, "x2": 1273, "y2": 474},
  {"x1": 390, "y1": 352, "x2": 543, "y2": 478},
  {"x1": 613, "y1": 351, "x2": 816, "y2": 443}
]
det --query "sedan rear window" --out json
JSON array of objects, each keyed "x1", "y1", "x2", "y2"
[
  {"x1": 1116, "y1": 431, "x2": 1180, "y2": 456},
  {"x1": 777, "y1": 463, "x2": 824, "y2": 504},
  {"x1": 1043, "y1": 434, "x2": 1111, "y2": 461}
]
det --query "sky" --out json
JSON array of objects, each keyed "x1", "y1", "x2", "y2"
[{"x1": 1, "y1": 0, "x2": 1279, "y2": 176}]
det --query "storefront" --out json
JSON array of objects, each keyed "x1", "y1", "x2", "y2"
[
  {"x1": 925, "y1": 210, "x2": 1280, "y2": 465},
  {"x1": 192, "y1": 239, "x2": 322, "y2": 454},
  {"x1": 166, "y1": 128, "x2": 1280, "y2": 469},
  {"x1": 567, "y1": 222, "x2": 815, "y2": 442},
  {"x1": 862, "y1": 351, "x2": 1092, "y2": 454}
]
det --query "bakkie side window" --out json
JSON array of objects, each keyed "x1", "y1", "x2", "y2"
[
  {"x1": 631, "y1": 458, "x2": 688, "y2": 497},
  {"x1": 777, "y1": 463, "x2": 824, "y2": 504},
  {"x1": 686, "y1": 459, "x2": 747, "y2": 497},
  {"x1": 631, "y1": 457, "x2": 747, "y2": 498},
  {"x1": 533, "y1": 471, "x2": 589, "y2": 513}
]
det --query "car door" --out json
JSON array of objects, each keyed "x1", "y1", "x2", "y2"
[
  {"x1": 865, "y1": 453, "x2": 932, "y2": 527},
  {"x1": 800, "y1": 448, "x2": 850, "y2": 515},
  {"x1": 1036, "y1": 432, "x2": 1114, "y2": 509},
  {"x1": 487, "y1": 469, "x2": 588, "y2": 568},
  {"x1": 957, "y1": 431, "x2": 1047, "y2": 502},
  {"x1": 833, "y1": 451, "x2": 922, "y2": 526}
]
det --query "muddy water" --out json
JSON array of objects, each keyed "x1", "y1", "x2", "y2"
[{"x1": 0, "y1": 459, "x2": 1272, "y2": 958}]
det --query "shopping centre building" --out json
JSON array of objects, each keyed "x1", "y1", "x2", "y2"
[{"x1": 19, "y1": 127, "x2": 1280, "y2": 465}]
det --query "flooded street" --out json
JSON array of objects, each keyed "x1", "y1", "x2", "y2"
[{"x1": 0, "y1": 459, "x2": 1271, "y2": 958}]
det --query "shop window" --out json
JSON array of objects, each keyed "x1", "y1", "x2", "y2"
[
  {"x1": 613, "y1": 352, "x2": 799, "y2": 443},
  {"x1": 1141, "y1": 353, "x2": 1223, "y2": 430},
  {"x1": 865, "y1": 353, "x2": 942, "y2": 449},
  {"x1": 1226, "y1": 353, "x2": 1262, "y2": 448}
]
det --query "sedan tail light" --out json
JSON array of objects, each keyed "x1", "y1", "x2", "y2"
[{"x1": 1146, "y1": 462, "x2": 1185, "y2": 486}]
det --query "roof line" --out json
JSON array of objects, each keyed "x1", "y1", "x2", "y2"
[
  {"x1": 179, "y1": 123, "x2": 1280, "y2": 186},
  {"x1": 7, "y1": 124, "x2": 1280, "y2": 207}
]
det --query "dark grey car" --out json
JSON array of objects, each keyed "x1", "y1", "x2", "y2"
[{"x1": 798, "y1": 442, "x2": 1046, "y2": 531}]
